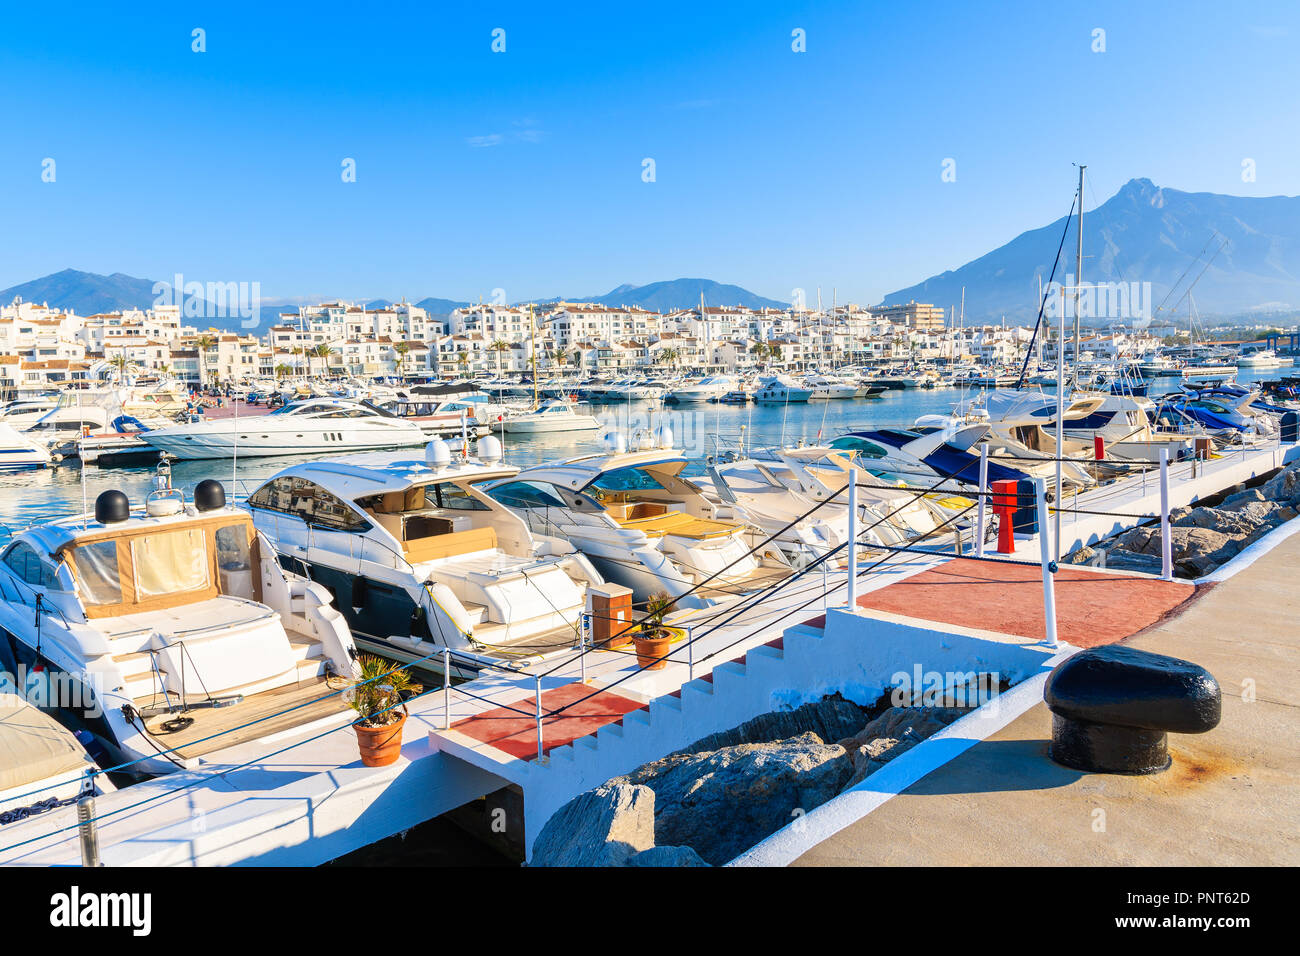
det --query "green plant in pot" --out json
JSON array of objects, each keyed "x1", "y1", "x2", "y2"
[
  {"x1": 348, "y1": 655, "x2": 417, "y2": 766},
  {"x1": 633, "y1": 592, "x2": 677, "y2": 671}
]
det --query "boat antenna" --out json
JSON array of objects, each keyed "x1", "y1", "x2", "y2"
[{"x1": 79, "y1": 387, "x2": 88, "y2": 529}]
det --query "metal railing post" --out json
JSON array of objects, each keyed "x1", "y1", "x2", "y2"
[
  {"x1": 534, "y1": 674, "x2": 545, "y2": 762},
  {"x1": 77, "y1": 770, "x2": 101, "y2": 867},
  {"x1": 442, "y1": 647, "x2": 451, "y2": 730},
  {"x1": 1159, "y1": 448, "x2": 1173, "y2": 581},
  {"x1": 1034, "y1": 478, "x2": 1059, "y2": 650},
  {"x1": 975, "y1": 443, "x2": 988, "y2": 557},
  {"x1": 846, "y1": 476, "x2": 858, "y2": 610},
  {"x1": 580, "y1": 612, "x2": 589, "y2": 683},
  {"x1": 685, "y1": 625, "x2": 695, "y2": 681}
]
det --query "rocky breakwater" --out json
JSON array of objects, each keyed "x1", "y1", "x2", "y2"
[
  {"x1": 1067, "y1": 460, "x2": 1300, "y2": 578},
  {"x1": 530, "y1": 696, "x2": 976, "y2": 866}
]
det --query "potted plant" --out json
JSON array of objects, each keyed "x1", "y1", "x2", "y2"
[
  {"x1": 633, "y1": 592, "x2": 677, "y2": 671},
  {"x1": 347, "y1": 655, "x2": 416, "y2": 767}
]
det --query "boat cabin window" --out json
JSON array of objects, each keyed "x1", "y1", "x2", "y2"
[
  {"x1": 2, "y1": 542, "x2": 61, "y2": 590},
  {"x1": 587, "y1": 467, "x2": 667, "y2": 494},
  {"x1": 132, "y1": 527, "x2": 209, "y2": 599},
  {"x1": 486, "y1": 480, "x2": 568, "y2": 510},
  {"x1": 829, "y1": 436, "x2": 888, "y2": 459},
  {"x1": 74, "y1": 540, "x2": 124, "y2": 606},
  {"x1": 249, "y1": 476, "x2": 370, "y2": 531}
]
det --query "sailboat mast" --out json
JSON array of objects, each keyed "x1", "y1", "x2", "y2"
[
  {"x1": 1073, "y1": 164, "x2": 1086, "y2": 382},
  {"x1": 530, "y1": 303, "x2": 538, "y2": 410}
]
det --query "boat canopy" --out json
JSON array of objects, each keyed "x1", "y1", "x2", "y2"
[{"x1": 56, "y1": 513, "x2": 261, "y2": 619}]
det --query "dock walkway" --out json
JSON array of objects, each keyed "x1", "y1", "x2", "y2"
[{"x1": 787, "y1": 529, "x2": 1300, "y2": 867}]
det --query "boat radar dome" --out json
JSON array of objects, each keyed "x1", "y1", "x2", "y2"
[
  {"x1": 477, "y1": 435, "x2": 503, "y2": 463},
  {"x1": 194, "y1": 479, "x2": 227, "y2": 512},
  {"x1": 426, "y1": 438, "x2": 452, "y2": 470},
  {"x1": 94, "y1": 490, "x2": 130, "y2": 524},
  {"x1": 653, "y1": 425, "x2": 673, "y2": 449},
  {"x1": 601, "y1": 430, "x2": 627, "y2": 454}
]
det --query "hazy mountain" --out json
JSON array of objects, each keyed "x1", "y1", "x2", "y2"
[
  {"x1": 0, "y1": 269, "x2": 164, "y2": 316},
  {"x1": 884, "y1": 178, "x2": 1300, "y2": 324},
  {"x1": 546, "y1": 278, "x2": 789, "y2": 312}
]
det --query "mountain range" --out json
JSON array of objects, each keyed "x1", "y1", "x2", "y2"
[
  {"x1": 4, "y1": 180, "x2": 1298, "y2": 329},
  {"x1": 884, "y1": 178, "x2": 1300, "y2": 323}
]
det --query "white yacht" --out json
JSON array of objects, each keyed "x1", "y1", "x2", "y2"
[
  {"x1": 0, "y1": 695, "x2": 115, "y2": 820},
  {"x1": 667, "y1": 375, "x2": 735, "y2": 404},
  {"x1": 503, "y1": 399, "x2": 601, "y2": 434},
  {"x1": 483, "y1": 431, "x2": 794, "y2": 608},
  {"x1": 0, "y1": 423, "x2": 54, "y2": 471},
  {"x1": 802, "y1": 375, "x2": 861, "y2": 400},
  {"x1": 142, "y1": 397, "x2": 428, "y2": 460},
  {"x1": 695, "y1": 446, "x2": 977, "y2": 564},
  {"x1": 245, "y1": 438, "x2": 604, "y2": 671},
  {"x1": 754, "y1": 375, "x2": 814, "y2": 404},
  {"x1": 0, "y1": 475, "x2": 359, "y2": 775},
  {"x1": 1237, "y1": 348, "x2": 1282, "y2": 368}
]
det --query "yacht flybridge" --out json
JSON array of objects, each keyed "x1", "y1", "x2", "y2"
[
  {"x1": 0, "y1": 474, "x2": 358, "y2": 776},
  {"x1": 143, "y1": 397, "x2": 428, "y2": 460},
  {"x1": 483, "y1": 431, "x2": 794, "y2": 608},
  {"x1": 246, "y1": 437, "x2": 604, "y2": 670}
]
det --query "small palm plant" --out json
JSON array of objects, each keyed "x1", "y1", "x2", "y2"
[
  {"x1": 641, "y1": 592, "x2": 676, "y2": 641},
  {"x1": 347, "y1": 655, "x2": 417, "y2": 727}
]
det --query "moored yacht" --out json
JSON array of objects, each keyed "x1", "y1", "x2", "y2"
[
  {"x1": 502, "y1": 398, "x2": 601, "y2": 434},
  {"x1": 245, "y1": 438, "x2": 604, "y2": 671},
  {"x1": 0, "y1": 474, "x2": 359, "y2": 775},
  {"x1": 483, "y1": 431, "x2": 794, "y2": 607},
  {"x1": 754, "y1": 374, "x2": 813, "y2": 404},
  {"x1": 143, "y1": 397, "x2": 428, "y2": 460}
]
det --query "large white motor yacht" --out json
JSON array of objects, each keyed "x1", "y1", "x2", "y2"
[
  {"x1": 0, "y1": 473, "x2": 359, "y2": 775},
  {"x1": 245, "y1": 438, "x2": 604, "y2": 671},
  {"x1": 483, "y1": 430, "x2": 793, "y2": 608},
  {"x1": 143, "y1": 397, "x2": 428, "y2": 460}
]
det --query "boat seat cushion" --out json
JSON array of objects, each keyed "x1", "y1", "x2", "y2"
[
  {"x1": 616, "y1": 511, "x2": 736, "y2": 540},
  {"x1": 405, "y1": 526, "x2": 497, "y2": 563}
]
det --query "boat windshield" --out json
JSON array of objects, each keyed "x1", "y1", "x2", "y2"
[{"x1": 587, "y1": 467, "x2": 668, "y2": 493}]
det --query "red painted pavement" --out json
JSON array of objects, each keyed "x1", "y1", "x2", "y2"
[
  {"x1": 803, "y1": 558, "x2": 1195, "y2": 648},
  {"x1": 451, "y1": 682, "x2": 647, "y2": 760}
]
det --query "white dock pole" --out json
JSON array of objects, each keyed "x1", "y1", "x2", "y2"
[
  {"x1": 442, "y1": 648, "x2": 451, "y2": 729},
  {"x1": 846, "y1": 477, "x2": 858, "y2": 611},
  {"x1": 1159, "y1": 447, "x2": 1173, "y2": 581},
  {"x1": 975, "y1": 444, "x2": 988, "y2": 557},
  {"x1": 1035, "y1": 478, "x2": 1059, "y2": 649},
  {"x1": 534, "y1": 674, "x2": 545, "y2": 762}
]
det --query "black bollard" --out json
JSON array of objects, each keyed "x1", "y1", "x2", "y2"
[{"x1": 1044, "y1": 645, "x2": 1221, "y2": 774}]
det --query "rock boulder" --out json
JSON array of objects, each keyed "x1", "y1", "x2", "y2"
[{"x1": 530, "y1": 783, "x2": 655, "y2": 867}]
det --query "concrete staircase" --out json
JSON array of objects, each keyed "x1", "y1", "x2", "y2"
[{"x1": 430, "y1": 601, "x2": 1060, "y2": 860}]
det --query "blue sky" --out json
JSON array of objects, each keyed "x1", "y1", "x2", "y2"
[{"x1": 2, "y1": 0, "x2": 1297, "y2": 305}]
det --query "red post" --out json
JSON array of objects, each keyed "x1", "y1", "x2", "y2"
[
  {"x1": 992, "y1": 479, "x2": 1018, "y2": 554},
  {"x1": 1094, "y1": 435, "x2": 1105, "y2": 461}
]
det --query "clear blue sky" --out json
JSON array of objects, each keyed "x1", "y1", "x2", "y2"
[{"x1": 2, "y1": 0, "x2": 1297, "y2": 305}]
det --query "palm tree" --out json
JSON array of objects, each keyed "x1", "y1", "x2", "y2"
[
  {"x1": 310, "y1": 343, "x2": 334, "y2": 378},
  {"x1": 274, "y1": 363, "x2": 292, "y2": 382},
  {"x1": 490, "y1": 339, "x2": 511, "y2": 376},
  {"x1": 456, "y1": 351, "x2": 469, "y2": 375},
  {"x1": 570, "y1": 349, "x2": 584, "y2": 371},
  {"x1": 658, "y1": 347, "x2": 680, "y2": 370},
  {"x1": 195, "y1": 334, "x2": 217, "y2": 389},
  {"x1": 392, "y1": 341, "x2": 410, "y2": 379},
  {"x1": 108, "y1": 353, "x2": 137, "y2": 383}
]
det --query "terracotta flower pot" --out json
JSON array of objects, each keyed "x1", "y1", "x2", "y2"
[
  {"x1": 633, "y1": 632, "x2": 674, "y2": 671},
  {"x1": 353, "y1": 710, "x2": 407, "y2": 767}
]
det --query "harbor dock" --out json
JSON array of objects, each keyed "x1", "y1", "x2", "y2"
[
  {"x1": 762, "y1": 525, "x2": 1300, "y2": 867},
  {"x1": 0, "y1": 439, "x2": 1295, "y2": 866}
]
